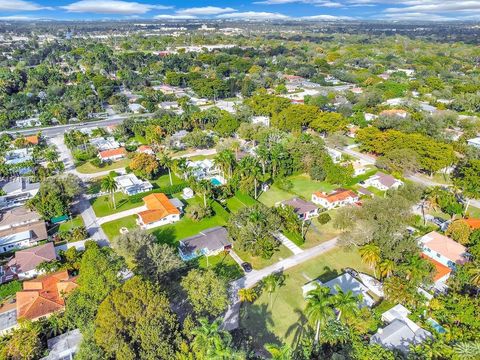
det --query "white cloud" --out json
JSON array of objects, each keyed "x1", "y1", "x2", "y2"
[
  {"x1": 0, "y1": 15, "x2": 39, "y2": 20},
  {"x1": 381, "y1": 12, "x2": 458, "y2": 21},
  {"x1": 0, "y1": 0, "x2": 51, "y2": 11},
  {"x1": 62, "y1": 1, "x2": 171, "y2": 15},
  {"x1": 217, "y1": 11, "x2": 289, "y2": 20},
  {"x1": 176, "y1": 6, "x2": 236, "y2": 16},
  {"x1": 302, "y1": 14, "x2": 354, "y2": 20},
  {"x1": 154, "y1": 14, "x2": 197, "y2": 20},
  {"x1": 384, "y1": 1, "x2": 480, "y2": 14},
  {"x1": 254, "y1": 0, "x2": 342, "y2": 6}
]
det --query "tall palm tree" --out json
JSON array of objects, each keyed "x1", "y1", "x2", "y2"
[
  {"x1": 196, "y1": 179, "x2": 212, "y2": 208},
  {"x1": 255, "y1": 144, "x2": 269, "y2": 177},
  {"x1": 101, "y1": 176, "x2": 118, "y2": 209},
  {"x1": 332, "y1": 285, "x2": 360, "y2": 321},
  {"x1": 214, "y1": 150, "x2": 235, "y2": 179},
  {"x1": 191, "y1": 318, "x2": 229, "y2": 358},
  {"x1": 172, "y1": 157, "x2": 188, "y2": 179},
  {"x1": 262, "y1": 273, "x2": 285, "y2": 308},
  {"x1": 359, "y1": 243, "x2": 381, "y2": 278},
  {"x1": 264, "y1": 343, "x2": 292, "y2": 360},
  {"x1": 239, "y1": 156, "x2": 261, "y2": 199},
  {"x1": 469, "y1": 264, "x2": 480, "y2": 287},
  {"x1": 238, "y1": 288, "x2": 257, "y2": 303},
  {"x1": 305, "y1": 284, "x2": 334, "y2": 345},
  {"x1": 378, "y1": 259, "x2": 395, "y2": 279},
  {"x1": 159, "y1": 151, "x2": 174, "y2": 186}
]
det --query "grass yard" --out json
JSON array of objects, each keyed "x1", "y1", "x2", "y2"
[
  {"x1": 234, "y1": 244, "x2": 293, "y2": 270},
  {"x1": 76, "y1": 158, "x2": 130, "y2": 174},
  {"x1": 150, "y1": 173, "x2": 183, "y2": 189},
  {"x1": 467, "y1": 206, "x2": 480, "y2": 218},
  {"x1": 195, "y1": 252, "x2": 243, "y2": 281},
  {"x1": 225, "y1": 192, "x2": 258, "y2": 213},
  {"x1": 91, "y1": 192, "x2": 144, "y2": 217},
  {"x1": 101, "y1": 214, "x2": 138, "y2": 240},
  {"x1": 240, "y1": 247, "x2": 372, "y2": 348},
  {"x1": 58, "y1": 216, "x2": 85, "y2": 232},
  {"x1": 259, "y1": 174, "x2": 334, "y2": 207}
]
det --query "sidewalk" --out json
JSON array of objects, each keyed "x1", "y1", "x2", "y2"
[{"x1": 274, "y1": 232, "x2": 303, "y2": 255}]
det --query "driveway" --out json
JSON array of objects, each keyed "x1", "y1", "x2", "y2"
[
  {"x1": 222, "y1": 238, "x2": 338, "y2": 331},
  {"x1": 97, "y1": 205, "x2": 146, "y2": 225}
]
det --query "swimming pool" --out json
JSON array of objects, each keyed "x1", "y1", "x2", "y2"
[
  {"x1": 427, "y1": 318, "x2": 446, "y2": 334},
  {"x1": 210, "y1": 177, "x2": 222, "y2": 186}
]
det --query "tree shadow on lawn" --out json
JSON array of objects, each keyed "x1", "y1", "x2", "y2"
[
  {"x1": 317, "y1": 266, "x2": 340, "y2": 282},
  {"x1": 240, "y1": 302, "x2": 281, "y2": 349},
  {"x1": 151, "y1": 226, "x2": 177, "y2": 246},
  {"x1": 285, "y1": 308, "x2": 312, "y2": 350}
]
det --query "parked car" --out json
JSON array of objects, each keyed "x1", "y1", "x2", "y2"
[
  {"x1": 344, "y1": 267, "x2": 359, "y2": 278},
  {"x1": 241, "y1": 262, "x2": 252, "y2": 273}
]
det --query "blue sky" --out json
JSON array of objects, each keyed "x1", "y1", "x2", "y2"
[{"x1": 1, "y1": 1, "x2": 480, "y2": 21}]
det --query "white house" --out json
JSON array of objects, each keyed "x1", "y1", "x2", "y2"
[
  {"x1": 90, "y1": 137, "x2": 120, "y2": 151},
  {"x1": 280, "y1": 198, "x2": 319, "y2": 221},
  {"x1": 128, "y1": 103, "x2": 146, "y2": 113},
  {"x1": 137, "y1": 193, "x2": 182, "y2": 230},
  {"x1": 15, "y1": 118, "x2": 41, "y2": 128},
  {"x1": 364, "y1": 172, "x2": 403, "y2": 191},
  {"x1": 114, "y1": 174, "x2": 153, "y2": 196},
  {"x1": 178, "y1": 227, "x2": 232, "y2": 261},
  {"x1": 4, "y1": 242, "x2": 56, "y2": 281},
  {"x1": 326, "y1": 147, "x2": 342, "y2": 163},
  {"x1": 98, "y1": 147, "x2": 127, "y2": 162},
  {"x1": 466, "y1": 137, "x2": 480, "y2": 149},
  {"x1": 136, "y1": 145, "x2": 154, "y2": 155},
  {"x1": 251, "y1": 116, "x2": 270, "y2": 127},
  {"x1": 419, "y1": 231, "x2": 468, "y2": 270},
  {"x1": 0, "y1": 178, "x2": 40, "y2": 210},
  {"x1": 312, "y1": 189, "x2": 359, "y2": 210},
  {"x1": 187, "y1": 159, "x2": 220, "y2": 180}
]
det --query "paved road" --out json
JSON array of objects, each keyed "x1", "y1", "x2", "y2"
[
  {"x1": 5, "y1": 113, "x2": 153, "y2": 137},
  {"x1": 222, "y1": 238, "x2": 338, "y2": 330}
]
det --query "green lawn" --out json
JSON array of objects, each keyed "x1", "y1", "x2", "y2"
[
  {"x1": 150, "y1": 173, "x2": 183, "y2": 189},
  {"x1": 101, "y1": 197, "x2": 229, "y2": 244},
  {"x1": 91, "y1": 192, "x2": 144, "y2": 217},
  {"x1": 195, "y1": 253, "x2": 243, "y2": 281},
  {"x1": 225, "y1": 192, "x2": 258, "y2": 213},
  {"x1": 234, "y1": 244, "x2": 293, "y2": 270},
  {"x1": 240, "y1": 247, "x2": 372, "y2": 348},
  {"x1": 76, "y1": 158, "x2": 130, "y2": 174},
  {"x1": 259, "y1": 174, "x2": 334, "y2": 207},
  {"x1": 467, "y1": 206, "x2": 480, "y2": 218},
  {"x1": 58, "y1": 216, "x2": 85, "y2": 232}
]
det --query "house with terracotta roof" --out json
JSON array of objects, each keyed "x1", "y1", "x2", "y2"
[
  {"x1": 25, "y1": 135, "x2": 39, "y2": 145},
  {"x1": 98, "y1": 147, "x2": 127, "y2": 162},
  {"x1": 419, "y1": 231, "x2": 468, "y2": 272},
  {"x1": 364, "y1": 172, "x2": 403, "y2": 191},
  {"x1": 137, "y1": 145, "x2": 154, "y2": 155},
  {"x1": 16, "y1": 270, "x2": 77, "y2": 321},
  {"x1": 311, "y1": 189, "x2": 359, "y2": 210},
  {"x1": 4, "y1": 242, "x2": 56, "y2": 282},
  {"x1": 464, "y1": 218, "x2": 480, "y2": 230},
  {"x1": 137, "y1": 193, "x2": 182, "y2": 230}
]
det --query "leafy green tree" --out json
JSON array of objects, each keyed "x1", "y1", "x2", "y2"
[
  {"x1": 129, "y1": 153, "x2": 160, "y2": 180},
  {"x1": 453, "y1": 159, "x2": 480, "y2": 213},
  {"x1": 446, "y1": 220, "x2": 472, "y2": 245},
  {"x1": 310, "y1": 112, "x2": 347, "y2": 134},
  {"x1": 181, "y1": 269, "x2": 228, "y2": 318},
  {"x1": 95, "y1": 276, "x2": 180, "y2": 360},
  {"x1": 265, "y1": 343, "x2": 293, "y2": 360},
  {"x1": 2, "y1": 321, "x2": 42, "y2": 360}
]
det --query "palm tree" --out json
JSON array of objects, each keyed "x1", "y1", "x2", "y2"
[
  {"x1": 238, "y1": 288, "x2": 257, "y2": 303},
  {"x1": 269, "y1": 144, "x2": 284, "y2": 178},
  {"x1": 378, "y1": 259, "x2": 395, "y2": 279},
  {"x1": 359, "y1": 243, "x2": 381, "y2": 278},
  {"x1": 238, "y1": 156, "x2": 261, "y2": 199},
  {"x1": 305, "y1": 284, "x2": 334, "y2": 345},
  {"x1": 469, "y1": 264, "x2": 480, "y2": 287},
  {"x1": 101, "y1": 176, "x2": 118, "y2": 209},
  {"x1": 196, "y1": 179, "x2": 212, "y2": 208},
  {"x1": 172, "y1": 157, "x2": 188, "y2": 179},
  {"x1": 332, "y1": 285, "x2": 360, "y2": 321},
  {"x1": 191, "y1": 318, "x2": 227, "y2": 355},
  {"x1": 264, "y1": 343, "x2": 292, "y2": 360},
  {"x1": 214, "y1": 150, "x2": 235, "y2": 179},
  {"x1": 255, "y1": 144, "x2": 269, "y2": 176},
  {"x1": 159, "y1": 151, "x2": 174, "y2": 186},
  {"x1": 262, "y1": 273, "x2": 285, "y2": 308}
]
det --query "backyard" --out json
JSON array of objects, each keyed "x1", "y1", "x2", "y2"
[
  {"x1": 75, "y1": 158, "x2": 130, "y2": 174},
  {"x1": 58, "y1": 216, "x2": 85, "y2": 232},
  {"x1": 240, "y1": 247, "x2": 372, "y2": 348}
]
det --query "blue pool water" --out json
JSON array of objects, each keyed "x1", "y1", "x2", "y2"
[
  {"x1": 427, "y1": 318, "x2": 446, "y2": 334},
  {"x1": 210, "y1": 178, "x2": 222, "y2": 186}
]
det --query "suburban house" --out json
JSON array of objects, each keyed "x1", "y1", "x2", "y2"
[
  {"x1": 137, "y1": 193, "x2": 182, "y2": 230},
  {"x1": 0, "y1": 207, "x2": 48, "y2": 253},
  {"x1": 371, "y1": 304, "x2": 432, "y2": 353},
  {"x1": 114, "y1": 174, "x2": 153, "y2": 196},
  {"x1": 90, "y1": 137, "x2": 120, "y2": 151},
  {"x1": 178, "y1": 227, "x2": 232, "y2": 261},
  {"x1": 280, "y1": 198, "x2": 319, "y2": 220},
  {"x1": 364, "y1": 172, "x2": 403, "y2": 191},
  {"x1": 419, "y1": 231, "x2": 468, "y2": 271},
  {"x1": 137, "y1": 145, "x2": 154, "y2": 155},
  {"x1": 4, "y1": 148, "x2": 33, "y2": 166},
  {"x1": 351, "y1": 160, "x2": 368, "y2": 176},
  {"x1": 326, "y1": 147, "x2": 342, "y2": 163},
  {"x1": 187, "y1": 159, "x2": 220, "y2": 180},
  {"x1": 98, "y1": 147, "x2": 127, "y2": 162},
  {"x1": 380, "y1": 109, "x2": 408, "y2": 119},
  {"x1": 16, "y1": 270, "x2": 77, "y2": 321},
  {"x1": 466, "y1": 137, "x2": 480, "y2": 149},
  {"x1": 251, "y1": 116, "x2": 270, "y2": 127},
  {"x1": 302, "y1": 273, "x2": 375, "y2": 308},
  {"x1": 168, "y1": 130, "x2": 188, "y2": 149},
  {"x1": 1, "y1": 242, "x2": 56, "y2": 283},
  {"x1": 311, "y1": 189, "x2": 359, "y2": 210},
  {"x1": 128, "y1": 103, "x2": 146, "y2": 113},
  {"x1": 0, "y1": 178, "x2": 40, "y2": 210},
  {"x1": 41, "y1": 329, "x2": 82, "y2": 360},
  {"x1": 15, "y1": 118, "x2": 41, "y2": 128},
  {"x1": 464, "y1": 218, "x2": 480, "y2": 230},
  {"x1": 25, "y1": 135, "x2": 39, "y2": 146}
]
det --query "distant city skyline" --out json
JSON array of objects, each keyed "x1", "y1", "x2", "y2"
[{"x1": 1, "y1": 0, "x2": 480, "y2": 22}]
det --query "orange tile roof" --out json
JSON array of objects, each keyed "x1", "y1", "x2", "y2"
[
  {"x1": 16, "y1": 270, "x2": 77, "y2": 320},
  {"x1": 380, "y1": 109, "x2": 408, "y2": 116},
  {"x1": 98, "y1": 147, "x2": 127, "y2": 159},
  {"x1": 420, "y1": 231, "x2": 467, "y2": 265},
  {"x1": 138, "y1": 193, "x2": 179, "y2": 224},
  {"x1": 137, "y1": 145, "x2": 153, "y2": 152},
  {"x1": 313, "y1": 189, "x2": 358, "y2": 203},
  {"x1": 25, "y1": 135, "x2": 39, "y2": 145},
  {"x1": 464, "y1": 218, "x2": 480, "y2": 230},
  {"x1": 421, "y1": 254, "x2": 451, "y2": 282}
]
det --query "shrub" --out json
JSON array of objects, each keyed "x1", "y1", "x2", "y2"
[
  {"x1": 318, "y1": 212, "x2": 332, "y2": 225},
  {"x1": 0, "y1": 281, "x2": 22, "y2": 301},
  {"x1": 90, "y1": 158, "x2": 104, "y2": 168}
]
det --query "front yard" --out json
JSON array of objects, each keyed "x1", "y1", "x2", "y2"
[
  {"x1": 240, "y1": 247, "x2": 372, "y2": 348},
  {"x1": 58, "y1": 216, "x2": 85, "y2": 232},
  {"x1": 91, "y1": 192, "x2": 144, "y2": 217},
  {"x1": 76, "y1": 158, "x2": 130, "y2": 174}
]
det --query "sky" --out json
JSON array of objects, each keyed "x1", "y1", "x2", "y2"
[{"x1": 1, "y1": 0, "x2": 480, "y2": 22}]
